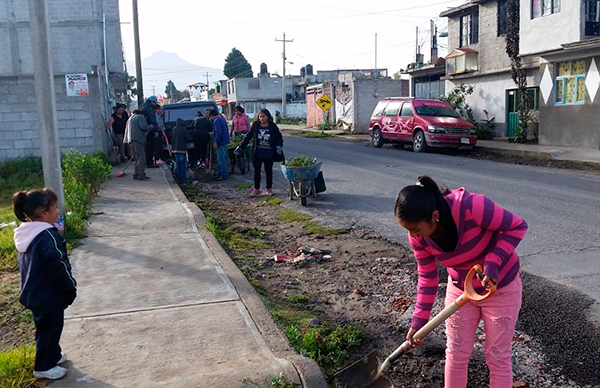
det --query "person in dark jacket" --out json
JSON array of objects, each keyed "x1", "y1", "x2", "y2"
[
  {"x1": 13, "y1": 189, "x2": 77, "y2": 381},
  {"x1": 139, "y1": 96, "x2": 160, "y2": 168},
  {"x1": 171, "y1": 118, "x2": 193, "y2": 182},
  {"x1": 124, "y1": 109, "x2": 154, "y2": 180},
  {"x1": 236, "y1": 108, "x2": 283, "y2": 197},
  {"x1": 106, "y1": 104, "x2": 130, "y2": 161},
  {"x1": 192, "y1": 111, "x2": 212, "y2": 168},
  {"x1": 210, "y1": 109, "x2": 230, "y2": 180}
]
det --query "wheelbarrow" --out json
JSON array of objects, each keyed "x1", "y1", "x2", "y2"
[
  {"x1": 333, "y1": 264, "x2": 497, "y2": 388},
  {"x1": 280, "y1": 162, "x2": 322, "y2": 206},
  {"x1": 227, "y1": 144, "x2": 251, "y2": 175}
]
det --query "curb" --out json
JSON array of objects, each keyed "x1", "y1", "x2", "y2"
[
  {"x1": 162, "y1": 167, "x2": 329, "y2": 388},
  {"x1": 475, "y1": 145, "x2": 600, "y2": 167}
]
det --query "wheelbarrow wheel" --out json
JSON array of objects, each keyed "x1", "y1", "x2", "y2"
[{"x1": 300, "y1": 181, "x2": 308, "y2": 206}]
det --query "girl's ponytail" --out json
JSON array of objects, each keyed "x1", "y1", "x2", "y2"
[
  {"x1": 12, "y1": 188, "x2": 58, "y2": 222},
  {"x1": 12, "y1": 191, "x2": 29, "y2": 222},
  {"x1": 395, "y1": 175, "x2": 451, "y2": 223}
]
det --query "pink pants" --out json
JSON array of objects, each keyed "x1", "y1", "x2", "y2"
[{"x1": 444, "y1": 274, "x2": 522, "y2": 388}]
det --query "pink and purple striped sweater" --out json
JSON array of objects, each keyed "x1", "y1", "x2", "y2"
[{"x1": 408, "y1": 188, "x2": 528, "y2": 330}]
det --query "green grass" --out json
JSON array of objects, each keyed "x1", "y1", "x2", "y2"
[
  {"x1": 295, "y1": 131, "x2": 337, "y2": 139},
  {"x1": 277, "y1": 208, "x2": 313, "y2": 223},
  {"x1": 0, "y1": 344, "x2": 40, "y2": 388},
  {"x1": 258, "y1": 197, "x2": 284, "y2": 206},
  {"x1": 285, "y1": 294, "x2": 310, "y2": 308},
  {"x1": 271, "y1": 374, "x2": 299, "y2": 388},
  {"x1": 303, "y1": 221, "x2": 347, "y2": 237},
  {"x1": 235, "y1": 182, "x2": 253, "y2": 190},
  {"x1": 205, "y1": 215, "x2": 269, "y2": 255},
  {"x1": 0, "y1": 283, "x2": 33, "y2": 329}
]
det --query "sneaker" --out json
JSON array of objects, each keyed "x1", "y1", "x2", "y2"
[
  {"x1": 133, "y1": 174, "x2": 139, "y2": 180},
  {"x1": 266, "y1": 189, "x2": 274, "y2": 197},
  {"x1": 156, "y1": 159, "x2": 164, "y2": 165},
  {"x1": 137, "y1": 176, "x2": 151, "y2": 181},
  {"x1": 58, "y1": 352, "x2": 67, "y2": 365},
  {"x1": 33, "y1": 365, "x2": 67, "y2": 380},
  {"x1": 249, "y1": 189, "x2": 262, "y2": 198}
]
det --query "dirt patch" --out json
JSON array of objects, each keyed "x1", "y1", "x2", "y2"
[
  {"x1": 0, "y1": 272, "x2": 34, "y2": 351},
  {"x1": 182, "y1": 181, "x2": 592, "y2": 387}
]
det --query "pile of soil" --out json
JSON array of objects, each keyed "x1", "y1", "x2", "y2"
[{"x1": 184, "y1": 181, "x2": 593, "y2": 388}]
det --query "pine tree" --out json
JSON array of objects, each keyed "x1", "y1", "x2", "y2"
[
  {"x1": 224, "y1": 48, "x2": 253, "y2": 79},
  {"x1": 165, "y1": 80, "x2": 181, "y2": 102}
]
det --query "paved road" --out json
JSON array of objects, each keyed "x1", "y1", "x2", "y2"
[{"x1": 276, "y1": 136, "x2": 600, "y2": 318}]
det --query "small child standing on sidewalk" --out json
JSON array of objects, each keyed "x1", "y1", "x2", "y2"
[{"x1": 13, "y1": 189, "x2": 77, "y2": 380}]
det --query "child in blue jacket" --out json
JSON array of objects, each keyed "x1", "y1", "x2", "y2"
[{"x1": 13, "y1": 188, "x2": 77, "y2": 380}]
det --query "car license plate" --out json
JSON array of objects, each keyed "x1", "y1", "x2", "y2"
[{"x1": 461, "y1": 138, "x2": 470, "y2": 144}]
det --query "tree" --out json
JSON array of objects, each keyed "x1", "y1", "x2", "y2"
[
  {"x1": 506, "y1": 0, "x2": 531, "y2": 143},
  {"x1": 165, "y1": 80, "x2": 182, "y2": 102},
  {"x1": 224, "y1": 48, "x2": 253, "y2": 79}
]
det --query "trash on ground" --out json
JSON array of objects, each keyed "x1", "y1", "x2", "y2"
[
  {"x1": 272, "y1": 246, "x2": 332, "y2": 264},
  {"x1": 0, "y1": 221, "x2": 17, "y2": 230}
]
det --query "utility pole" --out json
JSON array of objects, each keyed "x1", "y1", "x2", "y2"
[
  {"x1": 151, "y1": 85, "x2": 156, "y2": 95},
  {"x1": 374, "y1": 33, "x2": 378, "y2": 98},
  {"x1": 275, "y1": 33, "x2": 293, "y2": 118},
  {"x1": 431, "y1": 20, "x2": 438, "y2": 62},
  {"x1": 28, "y1": 0, "x2": 65, "y2": 216},
  {"x1": 415, "y1": 26, "x2": 419, "y2": 62},
  {"x1": 132, "y1": 0, "x2": 144, "y2": 107},
  {"x1": 202, "y1": 72, "x2": 211, "y2": 100}
]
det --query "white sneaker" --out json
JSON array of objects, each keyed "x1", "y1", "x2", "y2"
[
  {"x1": 58, "y1": 352, "x2": 67, "y2": 365},
  {"x1": 33, "y1": 365, "x2": 67, "y2": 380}
]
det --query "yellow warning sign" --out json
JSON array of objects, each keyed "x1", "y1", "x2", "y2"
[{"x1": 316, "y1": 94, "x2": 333, "y2": 111}]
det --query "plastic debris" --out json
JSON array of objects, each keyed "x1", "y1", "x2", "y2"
[
  {"x1": 0, "y1": 221, "x2": 17, "y2": 230},
  {"x1": 272, "y1": 246, "x2": 332, "y2": 265}
]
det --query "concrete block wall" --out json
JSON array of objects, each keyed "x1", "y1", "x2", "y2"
[
  {"x1": 0, "y1": 75, "x2": 98, "y2": 160},
  {"x1": 352, "y1": 79, "x2": 409, "y2": 133},
  {"x1": 447, "y1": 2, "x2": 511, "y2": 74}
]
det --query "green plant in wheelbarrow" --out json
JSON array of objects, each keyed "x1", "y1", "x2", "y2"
[{"x1": 283, "y1": 155, "x2": 316, "y2": 167}]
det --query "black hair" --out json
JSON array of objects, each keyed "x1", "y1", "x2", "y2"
[
  {"x1": 209, "y1": 109, "x2": 220, "y2": 117},
  {"x1": 13, "y1": 188, "x2": 58, "y2": 222},
  {"x1": 235, "y1": 105, "x2": 245, "y2": 114},
  {"x1": 132, "y1": 109, "x2": 143, "y2": 114},
  {"x1": 176, "y1": 118, "x2": 185, "y2": 124},
  {"x1": 394, "y1": 175, "x2": 451, "y2": 224},
  {"x1": 258, "y1": 108, "x2": 273, "y2": 122}
]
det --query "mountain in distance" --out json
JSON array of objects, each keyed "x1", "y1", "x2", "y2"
[{"x1": 126, "y1": 51, "x2": 226, "y2": 96}]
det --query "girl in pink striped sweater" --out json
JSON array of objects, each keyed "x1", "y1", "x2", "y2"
[{"x1": 395, "y1": 175, "x2": 527, "y2": 388}]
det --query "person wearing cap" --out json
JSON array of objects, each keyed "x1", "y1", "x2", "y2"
[{"x1": 139, "y1": 96, "x2": 160, "y2": 168}]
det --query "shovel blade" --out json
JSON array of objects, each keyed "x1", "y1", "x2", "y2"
[{"x1": 333, "y1": 350, "x2": 395, "y2": 388}]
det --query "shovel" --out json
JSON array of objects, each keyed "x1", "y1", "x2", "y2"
[{"x1": 333, "y1": 264, "x2": 497, "y2": 388}]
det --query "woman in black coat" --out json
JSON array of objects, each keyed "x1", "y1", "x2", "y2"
[{"x1": 236, "y1": 109, "x2": 283, "y2": 197}]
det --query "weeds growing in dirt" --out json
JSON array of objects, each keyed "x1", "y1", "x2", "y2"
[
  {"x1": 294, "y1": 131, "x2": 337, "y2": 139},
  {"x1": 259, "y1": 197, "x2": 284, "y2": 206},
  {"x1": 285, "y1": 294, "x2": 310, "y2": 308},
  {"x1": 235, "y1": 182, "x2": 253, "y2": 190},
  {"x1": 271, "y1": 374, "x2": 298, "y2": 388},
  {"x1": 303, "y1": 221, "x2": 347, "y2": 237},
  {"x1": 0, "y1": 344, "x2": 41, "y2": 388},
  {"x1": 277, "y1": 209, "x2": 313, "y2": 223},
  {"x1": 206, "y1": 215, "x2": 269, "y2": 255},
  {"x1": 0, "y1": 283, "x2": 32, "y2": 330}
]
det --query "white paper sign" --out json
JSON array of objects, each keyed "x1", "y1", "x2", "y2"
[{"x1": 65, "y1": 74, "x2": 89, "y2": 97}]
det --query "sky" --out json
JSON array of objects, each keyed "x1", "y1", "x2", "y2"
[{"x1": 118, "y1": 0, "x2": 466, "y2": 92}]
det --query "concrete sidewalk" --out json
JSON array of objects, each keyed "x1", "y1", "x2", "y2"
[{"x1": 52, "y1": 166, "x2": 326, "y2": 387}]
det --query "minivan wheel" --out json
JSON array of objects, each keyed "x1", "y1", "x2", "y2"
[
  {"x1": 413, "y1": 130, "x2": 428, "y2": 153},
  {"x1": 372, "y1": 129, "x2": 384, "y2": 148}
]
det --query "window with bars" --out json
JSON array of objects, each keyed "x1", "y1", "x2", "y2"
[
  {"x1": 555, "y1": 60, "x2": 586, "y2": 105},
  {"x1": 460, "y1": 10, "x2": 479, "y2": 47},
  {"x1": 586, "y1": 1, "x2": 600, "y2": 36},
  {"x1": 498, "y1": 0, "x2": 508, "y2": 36},
  {"x1": 532, "y1": 0, "x2": 561, "y2": 19}
]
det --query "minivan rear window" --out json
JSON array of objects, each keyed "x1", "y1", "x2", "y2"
[{"x1": 414, "y1": 104, "x2": 459, "y2": 118}]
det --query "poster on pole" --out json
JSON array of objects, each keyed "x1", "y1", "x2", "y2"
[{"x1": 65, "y1": 74, "x2": 89, "y2": 97}]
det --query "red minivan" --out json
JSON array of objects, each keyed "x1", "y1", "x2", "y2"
[{"x1": 368, "y1": 97, "x2": 477, "y2": 152}]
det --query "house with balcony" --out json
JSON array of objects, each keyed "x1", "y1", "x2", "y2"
[
  {"x1": 441, "y1": 0, "x2": 540, "y2": 137},
  {"x1": 520, "y1": 1, "x2": 600, "y2": 149}
]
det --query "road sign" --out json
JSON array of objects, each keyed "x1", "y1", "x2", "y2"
[{"x1": 316, "y1": 94, "x2": 333, "y2": 111}]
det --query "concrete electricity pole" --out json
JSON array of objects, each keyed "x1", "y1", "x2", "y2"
[
  {"x1": 28, "y1": 0, "x2": 66, "y2": 214},
  {"x1": 275, "y1": 33, "x2": 293, "y2": 118},
  {"x1": 133, "y1": 0, "x2": 144, "y2": 107},
  {"x1": 151, "y1": 85, "x2": 156, "y2": 95}
]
